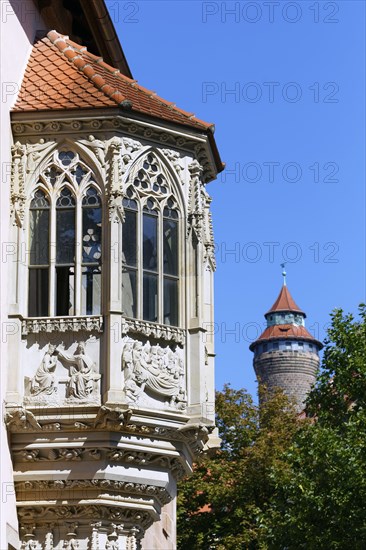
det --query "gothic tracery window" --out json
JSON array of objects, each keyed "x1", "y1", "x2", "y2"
[
  {"x1": 28, "y1": 150, "x2": 102, "y2": 317},
  {"x1": 122, "y1": 153, "x2": 180, "y2": 326}
]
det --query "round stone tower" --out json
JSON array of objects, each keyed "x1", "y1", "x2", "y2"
[{"x1": 250, "y1": 277, "x2": 322, "y2": 412}]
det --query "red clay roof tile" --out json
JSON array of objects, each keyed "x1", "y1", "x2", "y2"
[
  {"x1": 265, "y1": 285, "x2": 305, "y2": 316},
  {"x1": 249, "y1": 324, "x2": 323, "y2": 350},
  {"x1": 13, "y1": 31, "x2": 214, "y2": 132}
]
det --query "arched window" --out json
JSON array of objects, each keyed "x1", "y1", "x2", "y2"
[
  {"x1": 122, "y1": 153, "x2": 181, "y2": 326},
  {"x1": 28, "y1": 150, "x2": 102, "y2": 317}
]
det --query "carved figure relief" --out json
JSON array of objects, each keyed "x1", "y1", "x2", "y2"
[
  {"x1": 58, "y1": 342, "x2": 101, "y2": 401},
  {"x1": 79, "y1": 135, "x2": 106, "y2": 167},
  {"x1": 30, "y1": 344, "x2": 58, "y2": 396},
  {"x1": 25, "y1": 139, "x2": 55, "y2": 175},
  {"x1": 122, "y1": 339, "x2": 186, "y2": 410},
  {"x1": 25, "y1": 341, "x2": 100, "y2": 404}
]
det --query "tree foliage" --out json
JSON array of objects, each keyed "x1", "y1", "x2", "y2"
[
  {"x1": 178, "y1": 305, "x2": 366, "y2": 549},
  {"x1": 263, "y1": 305, "x2": 366, "y2": 548},
  {"x1": 177, "y1": 386, "x2": 298, "y2": 549}
]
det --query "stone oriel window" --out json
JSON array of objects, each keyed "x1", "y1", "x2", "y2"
[
  {"x1": 28, "y1": 150, "x2": 102, "y2": 317},
  {"x1": 122, "y1": 153, "x2": 180, "y2": 326}
]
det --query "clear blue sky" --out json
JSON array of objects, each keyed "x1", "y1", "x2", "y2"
[{"x1": 108, "y1": 0, "x2": 366, "y2": 398}]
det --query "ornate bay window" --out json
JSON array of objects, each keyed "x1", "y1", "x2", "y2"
[
  {"x1": 122, "y1": 153, "x2": 181, "y2": 326},
  {"x1": 28, "y1": 150, "x2": 102, "y2": 317}
]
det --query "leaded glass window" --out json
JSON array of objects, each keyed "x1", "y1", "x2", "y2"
[
  {"x1": 122, "y1": 153, "x2": 181, "y2": 326},
  {"x1": 28, "y1": 150, "x2": 102, "y2": 317}
]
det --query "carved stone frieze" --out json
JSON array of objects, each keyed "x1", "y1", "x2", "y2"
[
  {"x1": 11, "y1": 117, "x2": 216, "y2": 182},
  {"x1": 18, "y1": 520, "x2": 142, "y2": 550},
  {"x1": 21, "y1": 316, "x2": 103, "y2": 336},
  {"x1": 121, "y1": 317, "x2": 185, "y2": 345},
  {"x1": 122, "y1": 338, "x2": 187, "y2": 411},
  {"x1": 16, "y1": 479, "x2": 171, "y2": 506},
  {"x1": 13, "y1": 446, "x2": 186, "y2": 477},
  {"x1": 17, "y1": 505, "x2": 153, "y2": 530}
]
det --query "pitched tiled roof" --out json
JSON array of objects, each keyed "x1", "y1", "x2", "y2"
[
  {"x1": 265, "y1": 285, "x2": 305, "y2": 316},
  {"x1": 13, "y1": 31, "x2": 214, "y2": 133},
  {"x1": 249, "y1": 324, "x2": 323, "y2": 350}
]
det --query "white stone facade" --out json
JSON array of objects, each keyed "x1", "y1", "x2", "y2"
[{"x1": 1, "y1": 4, "x2": 221, "y2": 547}]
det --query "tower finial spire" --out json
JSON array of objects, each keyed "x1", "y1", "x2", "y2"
[{"x1": 280, "y1": 263, "x2": 287, "y2": 286}]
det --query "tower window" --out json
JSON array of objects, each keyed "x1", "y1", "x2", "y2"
[{"x1": 28, "y1": 151, "x2": 102, "y2": 317}]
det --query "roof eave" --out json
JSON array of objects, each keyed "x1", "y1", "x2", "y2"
[
  {"x1": 11, "y1": 106, "x2": 223, "y2": 180},
  {"x1": 78, "y1": 0, "x2": 133, "y2": 78},
  {"x1": 250, "y1": 336, "x2": 323, "y2": 351}
]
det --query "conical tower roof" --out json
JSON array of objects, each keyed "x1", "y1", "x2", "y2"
[
  {"x1": 249, "y1": 282, "x2": 323, "y2": 351},
  {"x1": 265, "y1": 284, "x2": 305, "y2": 316}
]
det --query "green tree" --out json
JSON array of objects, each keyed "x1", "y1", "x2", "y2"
[
  {"x1": 177, "y1": 385, "x2": 298, "y2": 549},
  {"x1": 262, "y1": 305, "x2": 366, "y2": 549}
]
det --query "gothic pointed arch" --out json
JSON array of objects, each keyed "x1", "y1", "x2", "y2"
[
  {"x1": 123, "y1": 147, "x2": 186, "y2": 216},
  {"x1": 27, "y1": 146, "x2": 103, "y2": 318},
  {"x1": 122, "y1": 149, "x2": 182, "y2": 327}
]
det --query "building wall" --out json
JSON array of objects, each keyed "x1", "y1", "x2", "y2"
[
  {"x1": 254, "y1": 349, "x2": 319, "y2": 411},
  {"x1": 6, "y1": 112, "x2": 218, "y2": 548},
  {"x1": 0, "y1": 3, "x2": 47, "y2": 547},
  {"x1": 2, "y1": 4, "x2": 220, "y2": 547}
]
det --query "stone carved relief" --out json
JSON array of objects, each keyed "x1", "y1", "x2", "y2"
[
  {"x1": 24, "y1": 341, "x2": 100, "y2": 405},
  {"x1": 44, "y1": 527, "x2": 54, "y2": 550},
  {"x1": 25, "y1": 139, "x2": 55, "y2": 175},
  {"x1": 106, "y1": 137, "x2": 124, "y2": 221},
  {"x1": 30, "y1": 344, "x2": 58, "y2": 396},
  {"x1": 63, "y1": 523, "x2": 79, "y2": 550},
  {"x1": 94, "y1": 406, "x2": 132, "y2": 429},
  {"x1": 122, "y1": 339, "x2": 187, "y2": 410},
  {"x1": 188, "y1": 160, "x2": 216, "y2": 270},
  {"x1": 10, "y1": 141, "x2": 26, "y2": 226},
  {"x1": 161, "y1": 148, "x2": 185, "y2": 185},
  {"x1": 188, "y1": 160, "x2": 204, "y2": 241},
  {"x1": 105, "y1": 525, "x2": 123, "y2": 550},
  {"x1": 5, "y1": 408, "x2": 42, "y2": 432},
  {"x1": 90, "y1": 522, "x2": 102, "y2": 550},
  {"x1": 58, "y1": 342, "x2": 101, "y2": 402},
  {"x1": 20, "y1": 524, "x2": 39, "y2": 550},
  {"x1": 79, "y1": 135, "x2": 107, "y2": 167}
]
